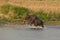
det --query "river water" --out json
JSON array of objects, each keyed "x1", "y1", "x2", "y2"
[{"x1": 0, "y1": 24, "x2": 60, "y2": 40}]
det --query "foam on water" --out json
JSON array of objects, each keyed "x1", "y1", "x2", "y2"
[{"x1": 26, "y1": 25, "x2": 47, "y2": 29}]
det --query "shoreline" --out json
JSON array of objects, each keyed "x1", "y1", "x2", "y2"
[{"x1": 0, "y1": 21, "x2": 60, "y2": 27}]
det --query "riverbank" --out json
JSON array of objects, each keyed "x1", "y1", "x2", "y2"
[
  {"x1": 45, "y1": 21, "x2": 60, "y2": 26},
  {"x1": 0, "y1": 21, "x2": 60, "y2": 28}
]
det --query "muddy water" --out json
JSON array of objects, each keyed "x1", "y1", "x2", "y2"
[{"x1": 0, "y1": 25, "x2": 60, "y2": 40}]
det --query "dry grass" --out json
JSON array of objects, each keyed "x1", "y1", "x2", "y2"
[
  {"x1": 0, "y1": 0, "x2": 60, "y2": 25},
  {"x1": 8, "y1": 0, "x2": 60, "y2": 13},
  {"x1": 45, "y1": 21, "x2": 60, "y2": 25},
  {"x1": 0, "y1": 0, "x2": 60, "y2": 12}
]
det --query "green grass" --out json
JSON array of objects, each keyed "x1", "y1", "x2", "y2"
[
  {"x1": 0, "y1": 4, "x2": 60, "y2": 24},
  {"x1": 0, "y1": 4, "x2": 31, "y2": 22},
  {"x1": 35, "y1": 10, "x2": 60, "y2": 21}
]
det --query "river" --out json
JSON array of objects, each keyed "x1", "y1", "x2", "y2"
[{"x1": 0, "y1": 24, "x2": 60, "y2": 40}]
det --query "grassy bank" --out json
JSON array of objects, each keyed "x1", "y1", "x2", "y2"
[
  {"x1": 45, "y1": 21, "x2": 60, "y2": 25},
  {"x1": 0, "y1": 4, "x2": 60, "y2": 25}
]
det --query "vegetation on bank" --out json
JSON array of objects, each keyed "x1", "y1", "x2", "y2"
[{"x1": 0, "y1": 4, "x2": 60, "y2": 24}]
